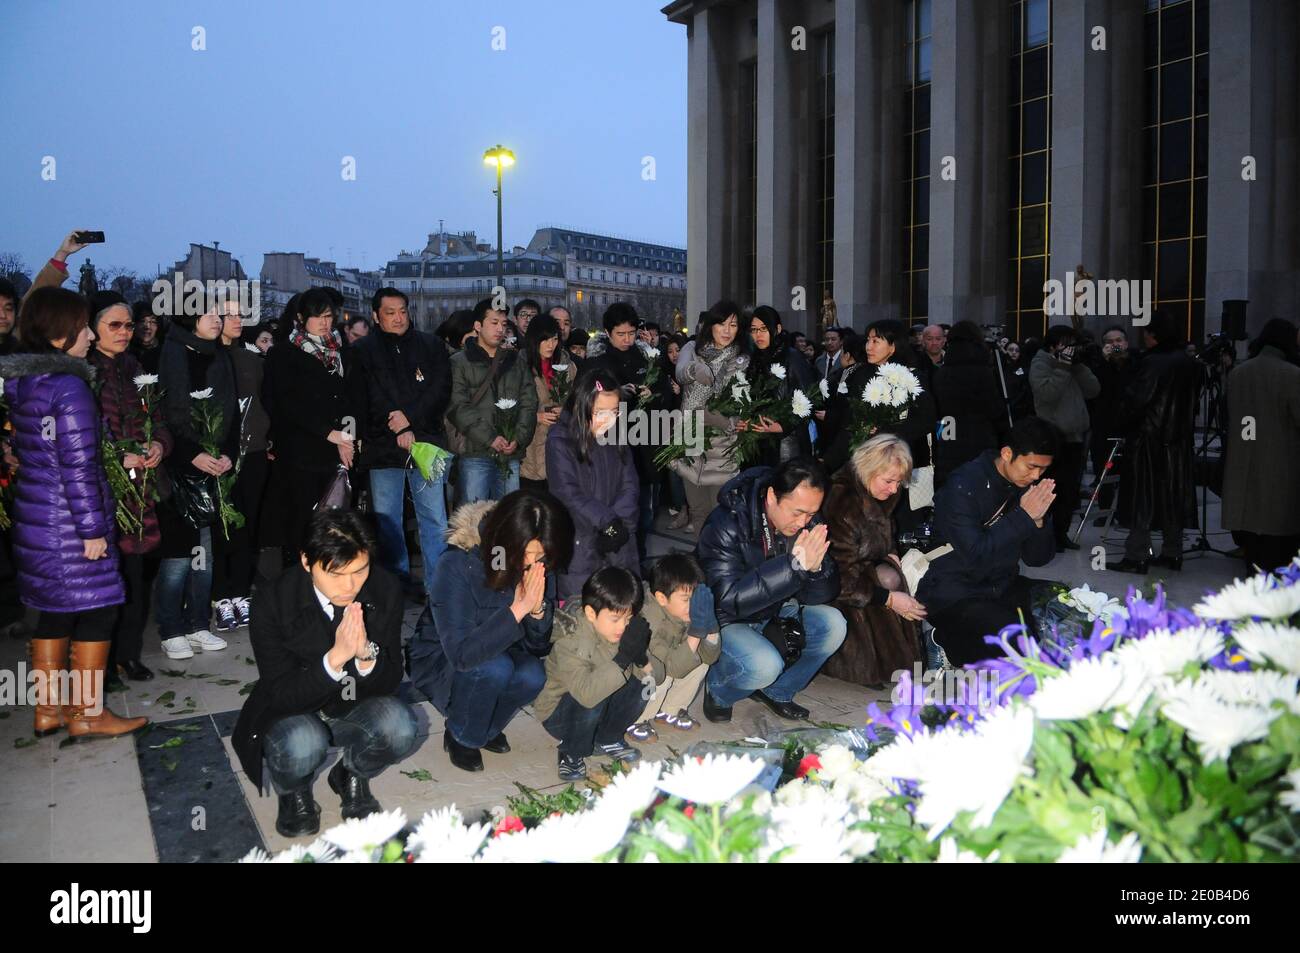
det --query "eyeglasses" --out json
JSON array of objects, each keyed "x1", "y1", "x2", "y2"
[{"x1": 104, "y1": 321, "x2": 136, "y2": 332}]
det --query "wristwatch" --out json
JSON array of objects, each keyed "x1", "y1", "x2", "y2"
[{"x1": 359, "y1": 641, "x2": 380, "y2": 662}]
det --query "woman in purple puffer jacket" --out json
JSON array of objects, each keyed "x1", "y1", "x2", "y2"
[
  {"x1": 545, "y1": 368, "x2": 641, "y2": 601},
  {"x1": 0, "y1": 287, "x2": 147, "y2": 741}
]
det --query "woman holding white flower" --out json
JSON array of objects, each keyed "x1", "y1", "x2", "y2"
[
  {"x1": 87, "y1": 291, "x2": 173, "y2": 682},
  {"x1": 155, "y1": 300, "x2": 239, "y2": 659},
  {"x1": 746, "y1": 305, "x2": 818, "y2": 467},
  {"x1": 822, "y1": 434, "x2": 926, "y2": 688},
  {"x1": 520, "y1": 314, "x2": 574, "y2": 491},
  {"x1": 672, "y1": 302, "x2": 751, "y2": 531}
]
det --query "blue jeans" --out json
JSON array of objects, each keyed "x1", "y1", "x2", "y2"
[
  {"x1": 369, "y1": 465, "x2": 449, "y2": 596},
  {"x1": 155, "y1": 526, "x2": 213, "y2": 639},
  {"x1": 457, "y1": 456, "x2": 520, "y2": 505},
  {"x1": 444, "y1": 649, "x2": 545, "y2": 748},
  {"x1": 262, "y1": 695, "x2": 418, "y2": 793},
  {"x1": 542, "y1": 677, "x2": 647, "y2": 757},
  {"x1": 707, "y1": 602, "x2": 847, "y2": 707}
]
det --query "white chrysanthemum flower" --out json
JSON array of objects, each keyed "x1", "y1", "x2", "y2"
[
  {"x1": 133, "y1": 373, "x2": 159, "y2": 388},
  {"x1": 1195, "y1": 669, "x2": 1299, "y2": 710},
  {"x1": 551, "y1": 363, "x2": 570, "y2": 373},
  {"x1": 494, "y1": 398, "x2": 517, "y2": 411},
  {"x1": 1056, "y1": 829, "x2": 1144, "y2": 863},
  {"x1": 1194, "y1": 574, "x2": 1300, "y2": 621},
  {"x1": 791, "y1": 389, "x2": 813, "y2": 418},
  {"x1": 1060, "y1": 584, "x2": 1125, "y2": 624},
  {"x1": 862, "y1": 377, "x2": 892, "y2": 407},
  {"x1": 836, "y1": 379, "x2": 848, "y2": 395},
  {"x1": 1106, "y1": 647, "x2": 1158, "y2": 729},
  {"x1": 236, "y1": 847, "x2": 270, "y2": 863},
  {"x1": 657, "y1": 754, "x2": 766, "y2": 805},
  {"x1": 733, "y1": 371, "x2": 748, "y2": 385},
  {"x1": 819, "y1": 378, "x2": 830, "y2": 399},
  {"x1": 1113, "y1": 626, "x2": 1224, "y2": 678},
  {"x1": 866, "y1": 704, "x2": 1035, "y2": 839},
  {"x1": 1281, "y1": 769, "x2": 1300, "y2": 812},
  {"x1": 333, "y1": 849, "x2": 377, "y2": 863},
  {"x1": 814, "y1": 745, "x2": 859, "y2": 784},
  {"x1": 406, "y1": 807, "x2": 491, "y2": 863},
  {"x1": 189, "y1": 387, "x2": 213, "y2": 400},
  {"x1": 644, "y1": 348, "x2": 660, "y2": 360},
  {"x1": 321, "y1": 807, "x2": 407, "y2": 852},
  {"x1": 301, "y1": 838, "x2": 339, "y2": 863},
  {"x1": 1231, "y1": 622, "x2": 1300, "y2": 675},
  {"x1": 762, "y1": 784, "x2": 866, "y2": 863},
  {"x1": 769, "y1": 363, "x2": 787, "y2": 380},
  {"x1": 936, "y1": 839, "x2": 1000, "y2": 863},
  {"x1": 1030, "y1": 655, "x2": 1127, "y2": 720},
  {"x1": 1160, "y1": 679, "x2": 1281, "y2": 764},
  {"x1": 731, "y1": 383, "x2": 750, "y2": 403}
]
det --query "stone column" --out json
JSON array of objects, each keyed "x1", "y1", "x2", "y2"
[
  {"x1": 756, "y1": 0, "x2": 799, "y2": 317},
  {"x1": 685, "y1": 5, "x2": 732, "y2": 327}
]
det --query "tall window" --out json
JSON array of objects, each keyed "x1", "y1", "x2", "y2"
[
  {"x1": 1007, "y1": 0, "x2": 1052, "y2": 340},
  {"x1": 1142, "y1": 0, "x2": 1208, "y2": 343},
  {"x1": 903, "y1": 0, "x2": 932, "y2": 324},
  {"x1": 813, "y1": 30, "x2": 835, "y2": 330},
  {"x1": 740, "y1": 61, "x2": 758, "y2": 306}
]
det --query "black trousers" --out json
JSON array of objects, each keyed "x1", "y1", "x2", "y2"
[
  {"x1": 37, "y1": 606, "x2": 119, "y2": 642},
  {"x1": 1046, "y1": 441, "x2": 1085, "y2": 545},
  {"x1": 214, "y1": 450, "x2": 270, "y2": 598},
  {"x1": 928, "y1": 575, "x2": 1038, "y2": 667},
  {"x1": 542, "y1": 678, "x2": 646, "y2": 758},
  {"x1": 108, "y1": 553, "x2": 160, "y2": 667}
]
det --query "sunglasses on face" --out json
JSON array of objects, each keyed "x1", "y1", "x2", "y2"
[{"x1": 104, "y1": 321, "x2": 135, "y2": 332}]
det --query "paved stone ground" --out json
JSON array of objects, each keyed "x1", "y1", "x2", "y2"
[{"x1": 0, "y1": 496, "x2": 1246, "y2": 862}]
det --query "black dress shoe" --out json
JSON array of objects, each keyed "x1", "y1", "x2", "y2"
[
  {"x1": 750, "y1": 690, "x2": 810, "y2": 721},
  {"x1": 327, "y1": 761, "x2": 381, "y2": 820},
  {"x1": 443, "y1": 731, "x2": 484, "y2": 772},
  {"x1": 275, "y1": 789, "x2": 321, "y2": 838},
  {"x1": 482, "y1": 733, "x2": 511, "y2": 754},
  {"x1": 702, "y1": 690, "x2": 732, "y2": 723},
  {"x1": 1106, "y1": 558, "x2": 1149, "y2": 574},
  {"x1": 1152, "y1": 554, "x2": 1183, "y2": 571},
  {"x1": 121, "y1": 659, "x2": 154, "y2": 681}
]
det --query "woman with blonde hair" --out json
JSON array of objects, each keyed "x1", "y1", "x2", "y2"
[{"x1": 821, "y1": 433, "x2": 927, "y2": 688}]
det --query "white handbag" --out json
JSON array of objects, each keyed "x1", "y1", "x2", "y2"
[{"x1": 908, "y1": 433, "x2": 935, "y2": 510}]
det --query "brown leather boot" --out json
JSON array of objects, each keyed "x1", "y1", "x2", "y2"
[
  {"x1": 30, "y1": 637, "x2": 70, "y2": 737},
  {"x1": 66, "y1": 641, "x2": 148, "y2": 741}
]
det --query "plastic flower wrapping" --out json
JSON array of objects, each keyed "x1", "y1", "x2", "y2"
[{"x1": 239, "y1": 558, "x2": 1300, "y2": 863}]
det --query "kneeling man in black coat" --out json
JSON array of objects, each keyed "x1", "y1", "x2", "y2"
[{"x1": 233, "y1": 509, "x2": 418, "y2": 838}]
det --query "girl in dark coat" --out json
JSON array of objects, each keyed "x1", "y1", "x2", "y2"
[
  {"x1": 546, "y1": 369, "x2": 641, "y2": 600},
  {"x1": 823, "y1": 434, "x2": 926, "y2": 688},
  {"x1": 155, "y1": 302, "x2": 239, "y2": 659},
  {"x1": 264, "y1": 288, "x2": 357, "y2": 556},
  {"x1": 0, "y1": 287, "x2": 146, "y2": 740},
  {"x1": 746, "y1": 305, "x2": 818, "y2": 467},
  {"x1": 87, "y1": 291, "x2": 173, "y2": 682}
]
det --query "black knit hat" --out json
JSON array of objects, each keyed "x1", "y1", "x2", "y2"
[{"x1": 87, "y1": 290, "x2": 129, "y2": 332}]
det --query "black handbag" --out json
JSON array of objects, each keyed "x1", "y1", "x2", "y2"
[
  {"x1": 761, "y1": 612, "x2": 806, "y2": 667},
  {"x1": 166, "y1": 465, "x2": 218, "y2": 529}
]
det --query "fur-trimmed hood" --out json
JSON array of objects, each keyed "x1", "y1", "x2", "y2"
[
  {"x1": 445, "y1": 499, "x2": 497, "y2": 550},
  {"x1": 584, "y1": 333, "x2": 657, "y2": 363},
  {"x1": 0, "y1": 351, "x2": 96, "y2": 386}
]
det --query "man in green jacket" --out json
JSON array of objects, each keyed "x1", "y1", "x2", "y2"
[
  {"x1": 534, "y1": 567, "x2": 661, "y2": 781},
  {"x1": 448, "y1": 298, "x2": 539, "y2": 503}
]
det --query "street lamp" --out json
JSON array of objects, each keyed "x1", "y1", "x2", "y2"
[{"x1": 483, "y1": 144, "x2": 515, "y2": 298}]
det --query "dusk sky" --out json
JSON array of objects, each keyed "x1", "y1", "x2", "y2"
[{"x1": 1, "y1": 0, "x2": 688, "y2": 278}]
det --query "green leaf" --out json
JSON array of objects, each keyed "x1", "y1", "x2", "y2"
[
  {"x1": 165, "y1": 724, "x2": 202, "y2": 733},
  {"x1": 238, "y1": 682, "x2": 256, "y2": 696},
  {"x1": 245, "y1": 657, "x2": 256, "y2": 665},
  {"x1": 14, "y1": 736, "x2": 38, "y2": 749},
  {"x1": 172, "y1": 709, "x2": 197, "y2": 716},
  {"x1": 156, "y1": 690, "x2": 176, "y2": 706},
  {"x1": 214, "y1": 679, "x2": 240, "y2": 686},
  {"x1": 159, "y1": 669, "x2": 188, "y2": 678},
  {"x1": 183, "y1": 697, "x2": 197, "y2": 708},
  {"x1": 149, "y1": 736, "x2": 185, "y2": 750},
  {"x1": 160, "y1": 754, "x2": 179, "y2": 773},
  {"x1": 401, "y1": 769, "x2": 434, "y2": 782}
]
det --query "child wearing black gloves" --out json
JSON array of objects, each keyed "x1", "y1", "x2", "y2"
[{"x1": 533, "y1": 567, "x2": 663, "y2": 781}]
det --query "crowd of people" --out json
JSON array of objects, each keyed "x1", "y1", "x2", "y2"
[{"x1": 2, "y1": 229, "x2": 1297, "y2": 839}]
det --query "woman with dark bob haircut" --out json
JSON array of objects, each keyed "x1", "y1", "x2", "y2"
[
  {"x1": 407, "y1": 489, "x2": 574, "y2": 773},
  {"x1": 0, "y1": 288, "x2": 147, "y2": 740}
]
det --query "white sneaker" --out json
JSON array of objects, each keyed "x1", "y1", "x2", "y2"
[
  {"x1": 186, "y1": 629, "x2": 228, "y2": 652},
  {"x1": 162, "y1": 636, "x2": 194, "y2": 660}
]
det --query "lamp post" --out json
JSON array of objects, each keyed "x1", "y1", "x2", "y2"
[{"x1": 483, "y1": 144, "x2": 515, "y2": 298}]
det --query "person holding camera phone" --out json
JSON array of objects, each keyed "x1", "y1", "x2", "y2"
[
  {"x1": 1029, "y1": 325, "x2": 1099, "y2": 551},
  {"x1": 694, "y1": 457, "x2": 845, "y2": 723},
  {"x1": 233, "y1": 509, "x2": 417, "y2": 838}
]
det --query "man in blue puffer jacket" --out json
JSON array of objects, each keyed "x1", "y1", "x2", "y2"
[{"x1": 694, "y1": 457, "x2": 844, "y2": 724}]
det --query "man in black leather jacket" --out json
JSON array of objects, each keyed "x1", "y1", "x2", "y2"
[
  {"x1": 351, "y1": 287, "x2": 452, "y2": 601},
  {"x1": 694, "y1": 458, "x2": 845, "y2": 723},
  {"x1": 918, "y1": 417, "x2": 1059, "y2": 666},
  {"x1": 1108, "y1": 311, "x2": 1201, "y2": 574}
]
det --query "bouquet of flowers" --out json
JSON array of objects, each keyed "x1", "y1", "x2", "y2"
[
  {"x1": 410, "y1": 441, "x2": 453, "y2": 484},
  {"x1": 133, "y1": 374, "x2": 162, "y2": 504},
  {"x1": 191, "y1": 388, "x2": 245, "y2": 539},
  {"x1": 845, "y1": 362, "x2": 922, "y2": 450},
  {"x1": 492, "y1": 397, "x2": 519, "y2": 479},
  {"x1": 637, "y1": 348, "x2": 662, "y2": 410},
  {"x1": 547, "y1": 361, "x2": 572, "y2": 409}
]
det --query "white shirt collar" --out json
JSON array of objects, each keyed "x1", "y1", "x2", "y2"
[{"x1": 312, "y1": 585, "x2": 336, "y2": 620}]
